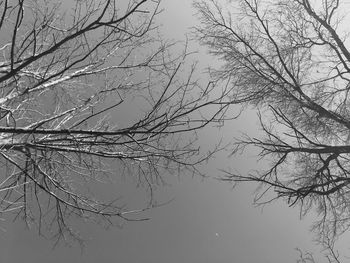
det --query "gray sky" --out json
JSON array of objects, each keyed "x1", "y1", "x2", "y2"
[{"x1": 0, "y1": 0, "x2": 335, "y2": 262}]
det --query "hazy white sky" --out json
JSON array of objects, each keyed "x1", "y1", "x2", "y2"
[{"x1": 0, "y1": 0, "x2": 340, "y2": 262}]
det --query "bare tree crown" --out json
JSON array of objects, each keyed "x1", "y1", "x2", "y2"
[
  {"x1": 0, "y1": 0, "x2": 231, "y2": 243},
  {"x1": 195, "y1": 0, "x2": 350, "y2": 256}
]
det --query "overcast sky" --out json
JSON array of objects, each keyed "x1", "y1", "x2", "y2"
[{"x1": 0, "y1": 0, "x2": 340, "y2": 262}]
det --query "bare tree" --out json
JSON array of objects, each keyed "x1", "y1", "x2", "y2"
[
  {"x1": 0, "y1": 0, "x2": 231, "y2": 243},
  {"x1": 195, "y1": 0, "x2": 350, "y2": 255},
  {"x1": 296, "y1": 240, "x2": 342, "y2": 263}
]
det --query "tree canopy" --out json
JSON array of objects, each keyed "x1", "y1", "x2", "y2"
[
  {"x1": 0, "y1": 0, "x2": 232, "y2": 243},
  {"x1": 195, "y1": 0, "x2": 350, "y2": 259}
]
